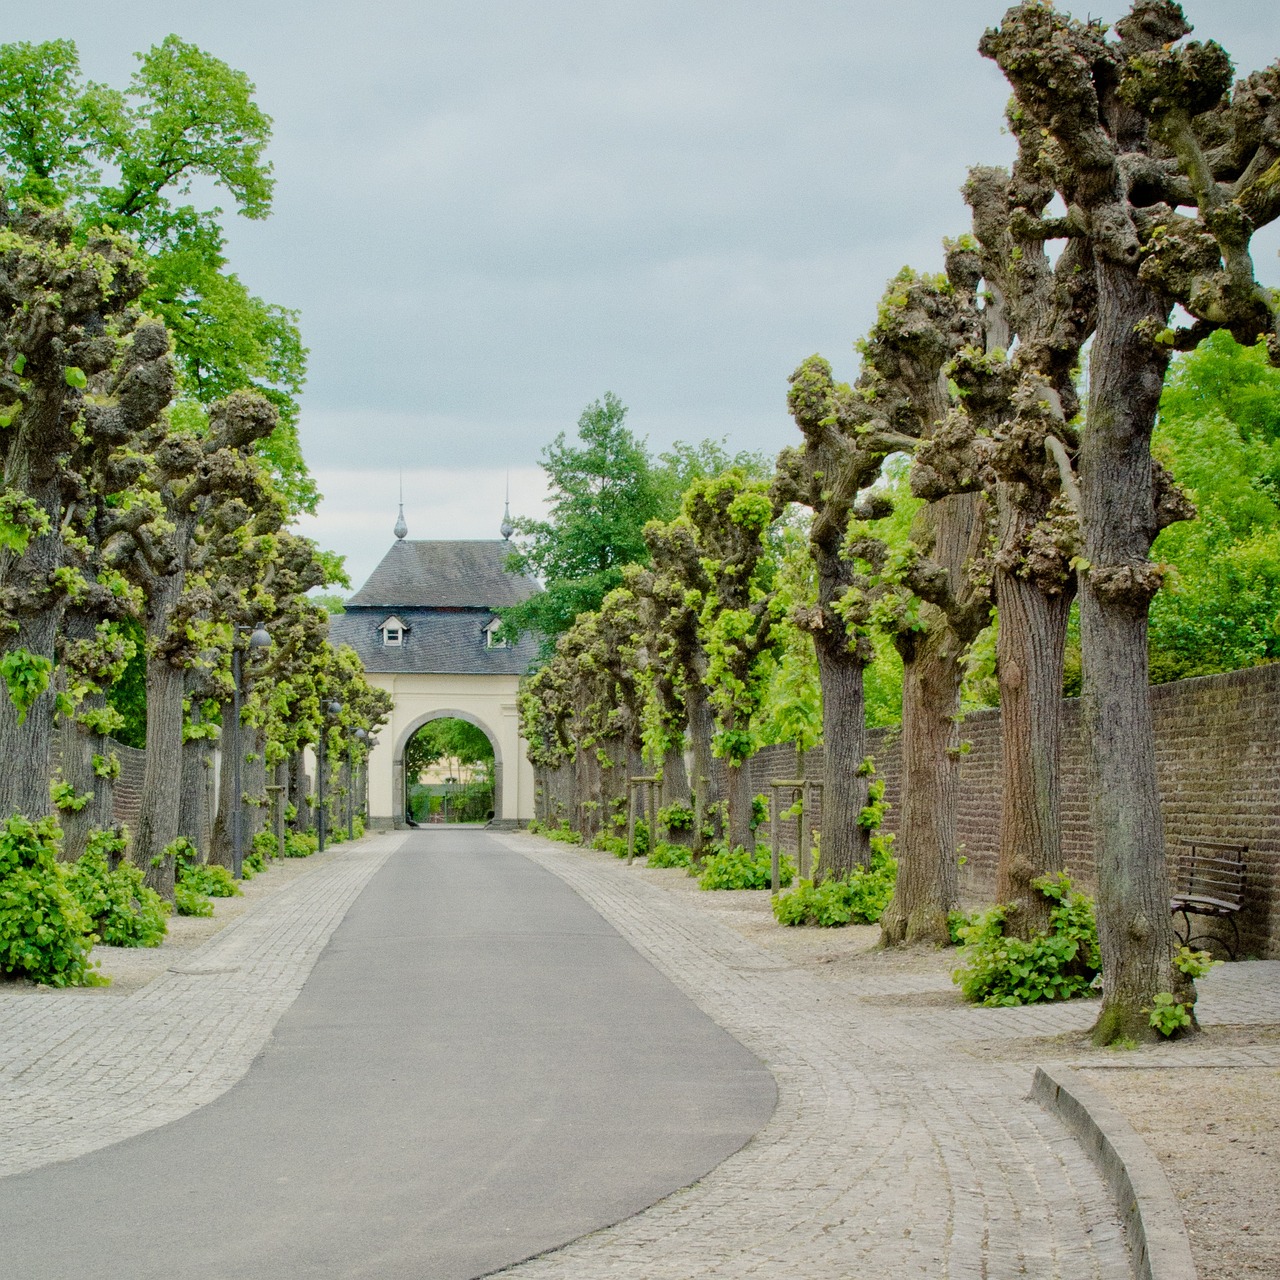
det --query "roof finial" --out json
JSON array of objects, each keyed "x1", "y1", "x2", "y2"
[
  {"x1": 394, "y1": 473, "x2": 408, "y2": 540},
  {"x1": 500, "y1": 472, "x2": 513, "y2": 540}
]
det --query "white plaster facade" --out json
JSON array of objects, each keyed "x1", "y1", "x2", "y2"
[{"x1": 365, "y1": 672, "x2": 535, "y2": 827}]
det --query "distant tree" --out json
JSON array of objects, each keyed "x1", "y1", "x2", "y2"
[
  {"x1": 405, "y1": 719, "x2": 494, "y2": 783},
  {"x1": 501, "y1": 393, "x2": 664, "y2": 646},
  {"x1": 0, "y1": 36, "x2": 315, "y2": 514},
  {"x1": 1149, "y1": 333, "x2": 1280, "y2": 680}
]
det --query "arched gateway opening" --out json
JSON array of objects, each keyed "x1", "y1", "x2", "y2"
[{"x1": 395, "y1": 710, "x2": 502, "y2": 827}]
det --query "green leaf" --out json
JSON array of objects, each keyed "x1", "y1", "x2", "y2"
[{"x1": 64, "y1": 366, "x2": 87, "y2": 389}]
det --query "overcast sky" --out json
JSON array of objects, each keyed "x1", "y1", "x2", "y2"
[{"x1": 14, "y1": 1, "x2": 1280, "y2": 588}]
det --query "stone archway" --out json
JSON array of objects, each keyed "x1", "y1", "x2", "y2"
[{"x1": 392, "y1": 709, "x2": 503, "y2": 829}]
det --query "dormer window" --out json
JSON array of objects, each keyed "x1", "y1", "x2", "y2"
[
  {"x1": 379, "y1": 615, "x2": 408, "y2": 647},
  {"x1": 484, "y1": 617, "x2": 507, "y2": 649}
]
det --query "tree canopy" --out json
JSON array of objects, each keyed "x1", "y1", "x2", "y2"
[{"x1": 0, "y1": 36, "x2": 315, "y2": 515}]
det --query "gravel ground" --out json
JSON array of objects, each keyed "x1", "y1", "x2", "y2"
[
  {"x1": 1080, "y1": 1067, "x2": 1280, "y2": 1279},
  {"x1": 1, "y1": 846, "x2": 351, "y2": 998}
]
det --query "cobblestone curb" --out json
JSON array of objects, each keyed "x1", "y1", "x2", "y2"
[
  {"x1": 0, "y1": 832, "x2": 403, "y2": 1179},
  {"x1": 1033, "y1": 1066, "x2": 1197, "y2": 1280},
  {"x1": 494, "y1": 833, "x2": 1132, "y2": 1280}
]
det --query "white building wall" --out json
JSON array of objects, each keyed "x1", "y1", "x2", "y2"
[{"x1": 365, "y1": 671, "x2": 535, "y2": 826}]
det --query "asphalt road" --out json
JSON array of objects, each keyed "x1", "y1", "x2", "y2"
[{"x1": 1, "y1": 828, "x2": 775, "y2": 1279}]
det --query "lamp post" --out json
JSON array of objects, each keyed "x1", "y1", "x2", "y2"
[
  {"x1": 317, "y1": 699, "x2": 342, "y2": 852},
  {"x1": 232, "y1": 621, "x2": 273, "y2": 879}
]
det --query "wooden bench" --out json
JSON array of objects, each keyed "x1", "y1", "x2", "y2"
[{"x1": 1169, "y1": 840, "x2": 1246, "y2": 960}]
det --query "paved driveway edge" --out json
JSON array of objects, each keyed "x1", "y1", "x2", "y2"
[{"x1": 1032, "y1": 1065, "x2": 1197, "y2": 1280}]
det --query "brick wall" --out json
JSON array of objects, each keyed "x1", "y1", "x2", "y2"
[
  {"x1": 661, "y1": 664, "x2": 1280, "y2": 958},
  {"x1": 111, "y1": 741, "x2": 147, "y2": 832}
]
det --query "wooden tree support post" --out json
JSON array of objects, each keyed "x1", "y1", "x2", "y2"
[
  {"x1": 266, "y1": 784, "x2": 285, "y2": 861},
  {"x1": 805, "y1": 780, "x2": 824, "y2": 881},
  {"x1": 769, "y1": 780, "x2": 805, "y2": 891},
  {"x1": 627, "y1": 775, "x2": 658, "y2": 865}
]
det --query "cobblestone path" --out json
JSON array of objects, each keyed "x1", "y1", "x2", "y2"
[
  {"x1": 496, "y1": 833, "x2": 1133, "y2": 1280},
  {"x1": 0, "y1": 831, "x2": 402, "y2": 1178}
]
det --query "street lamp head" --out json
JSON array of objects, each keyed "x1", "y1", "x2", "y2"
[
  {"x1": 249, "y1": 622, "x2": 273, "y2": 648},
  {"x1": 328, "y1": 700, "x2": 342, "y2": 717},
  {"x1": 355, "y1": 727, "x2": 368, "y2": 741}
]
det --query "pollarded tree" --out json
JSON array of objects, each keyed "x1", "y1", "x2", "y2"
[
  {"x1": 846, "y1": 256, "x2": 991, "y2": 945},
  {"x1": 911, "y1": 144, "x2": 1098, "y2": 939},
  {"x1": 773, "y1": 357, "x2": 903, "y2": 878},
  {"x1": 983, "y1": 0, "x2": 1280, "y2": 1041},
  {"x1": 55, "y1": 320, "x2": 178, "y2": 854},
  {"x1": 639, "y1": 516, "x2": 722, "y2": 852},
  {"x1": 682, "y1": 470, "x2": 781, "y2": 853},
  {"x1": 105, "y1": 390, "x2": 277, "y2": 894},
  {"x1": 0, "y1": 196, "x2": 156, "y2": 819},
  {"x1": 623, "y1": 562, "x2": 693, "y2": 823}
]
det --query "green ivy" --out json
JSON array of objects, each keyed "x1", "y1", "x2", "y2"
[
  {"x1": 951, "y1": 873, "x2": 1101, "y2": 1007},
  {"x1": 697, "y1": 844, "x2": 795, "y2": 891},
  {"x1": 175, "y1": 883, "x2": 214, "y2": 917},
  {"x1": 50, "y1": 778, "x2": 92, "y2": 812},
  {"x1": 773, "y1": 837, "x2": 897, "y2": 927},
  {"x1": 282, "y1": 830, "x2": 319, "y2": 858},
  {"x1": 65, "y1": 834, "x2": 168, "y2": 948},
  {"x1": 0, "y1": 814, "x2": 103, "y2": 985},
  {"x1": 91, "y1": 752, "x2": 121, "y2": 781},
  {"x1": 658, "y1": 801, "x2": 694, "y2": 832},
  {"x1": 648, "y1": 841, "x2": 693, "y2": 869},
  {"x1": 0, "y1": 648, "x2": 53, "y2": 723}
]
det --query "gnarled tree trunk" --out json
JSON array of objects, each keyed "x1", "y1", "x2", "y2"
[
  {"x1": 813, "y1": 640, "x2": 870, "y2": 879},
  {"x1": 1081, "y1": 264, "x2": 1181, "y2": 1044},
  {"x1": 994, "y1": 541, "x2": 1074, "y2": 937}
]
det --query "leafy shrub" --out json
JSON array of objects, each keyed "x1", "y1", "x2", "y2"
[
  {"x1": 1148, "y1": 991, "x2": 1193, "y2": 1036},
  {"x1": 66, "y1": 834, "x2": 168, "y2": 947},
  {"x1": 175, "y1": 883, "x2": 214, "y2": 917},
  {"x1": 0, "y1": 814, "x2": 102, "y2": 986},
  {"x1": 952, "y1": 873, "x2": 1100, "y2": 1006},
  {"x1": 179, "y1": 862, "x2": 240, "y2": 899},
  {"x1": 253, "y1": 831, "x2": 278, "y2": 860},
  {"x1": 283, "y1": 830, "x2": 319, "y2": 858},
  {"x1": 751, "y1": 794, "x2": 768, "y2": 829},
  {"x1": 648, "y1": 841, "x2": 693, "y2": 869},
  {"x1": 698, "y1": 844, "x2": 795, "y2": 891},
  {"x1": 592, "y1": 832, "x2": 627, "y2": 857},
  {"x1": 243, "y1": 839, "x2": 267, "y2": 873},
  {"x1": 659, "y1": 801, "x2": 694, "y2": 833},
  {"x1": 773, "y1": 837, "x2": 897, "y2": 927},
  {"x1": 543, "y1": 821, "x2": 583, "y2": 846}
]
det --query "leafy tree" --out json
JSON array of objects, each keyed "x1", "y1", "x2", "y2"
[
  {"x1": 405, "y1": 719, "x2": 494, "y2": 782},
  {"x1": 1150, "y1": 333, "x2": 1280, "y2": 680},
  {"x1": 0, "y1": 36, "x2": 315, "y2": 514},
  {"x1": 502, "y1": 393, "x2": 664, "y2": 645},
  {"x1": 684, "y1": 470, "x2": 781, "y2": 852},
  {"x1": 984, "y1": 0, "x2": 1280, "y2": 1043},
  {"x1": 0, "y1": 200, "x2": 157, "y2": 820}
]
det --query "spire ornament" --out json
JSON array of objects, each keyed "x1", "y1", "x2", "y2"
[
  {"x1": 394, "y1": 473, "x2": 408, "y2": 540},
  {"x1": 500, "y1": 473, "x2": 514, "y2": 540}
]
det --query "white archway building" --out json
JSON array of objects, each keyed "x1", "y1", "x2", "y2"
[{"x1": 329, "y1": 529, "x2": 540, "y2": 828}]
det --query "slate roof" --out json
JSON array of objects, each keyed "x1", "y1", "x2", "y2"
[
  {"x1": 347, "y1": 540, "x2": 539, "y2": 609},
  {"x1": 332, "y1": 538, "x2": 542, "y2": 676},
  {"x1": 328, "y1": 607, "x2": 540, "y2": 675}
]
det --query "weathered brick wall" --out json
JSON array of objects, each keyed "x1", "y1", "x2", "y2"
[
  {"x1": 821, "y1": 667, "x2": 1280, "y2": 959},
  {"x1": 110, "y1": 741, "x2": 147, "y2": 832},
  {"x1": 540, "y1": 665, "x2": 1280, "y2": 956}
]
